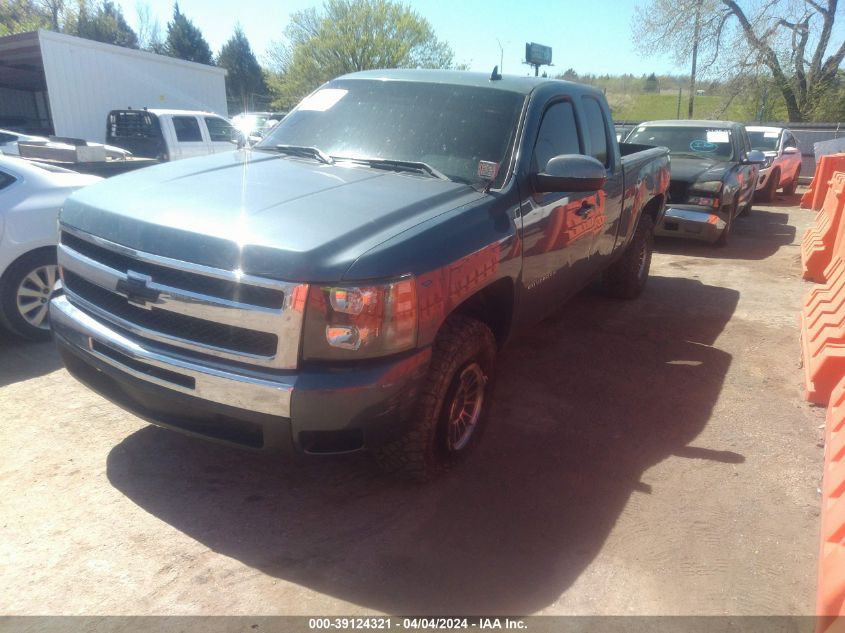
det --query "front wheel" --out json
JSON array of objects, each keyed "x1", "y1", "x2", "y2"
[
  {"x1": 758, "y1": 169, "x2": 779, "y2": 202},
  {"x1": 0, "y1": 249, "x2": 58, "y2": 341},
  {"x1": 783, "y1": 170, "x2": 800, "y2": 195},
  {"x1": 715, "y1": 198, "x2": 737, "y2": 248},
  {"x1": 375, "y1": 315, "x2": 497, "y2": 481}
]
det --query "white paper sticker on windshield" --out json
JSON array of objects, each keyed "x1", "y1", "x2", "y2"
[
  {"x1": 706, "y1": 130, "x2": 730, "y2": 143},
  {"x1": 764, "y1": 132, "x2": 779, "y2": 138},
  {"x1": 298, "y1": 89, "x2": 348, "y2": 112}
]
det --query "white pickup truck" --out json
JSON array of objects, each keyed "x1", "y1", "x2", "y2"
[{"x1": 105, "y1": 109, "x2": 241, "y2": 162}]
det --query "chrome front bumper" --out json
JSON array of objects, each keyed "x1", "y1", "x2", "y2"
[
  {"x1": 50, "y1": 294, "x2": 294, "y2": 417},
  {"x1": 654, "y1": 206, "x2": 727, "y2": 243}
]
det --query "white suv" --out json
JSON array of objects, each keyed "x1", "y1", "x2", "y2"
[{"x1": 746, "y1": 126, "x2": 802, "y2": 201}]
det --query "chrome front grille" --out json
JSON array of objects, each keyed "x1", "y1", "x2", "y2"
[{"x1": 58, "y1": 226, "x2": 308, "y2": 370}]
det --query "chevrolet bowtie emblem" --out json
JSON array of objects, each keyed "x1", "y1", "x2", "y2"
[{"x1": 116, "y1": 271, "x2": 160, "y2": 309}]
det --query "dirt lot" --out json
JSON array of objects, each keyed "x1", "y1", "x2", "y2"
[{"x1": 0, "y1": 192, "x2": 826, "y2": 616}]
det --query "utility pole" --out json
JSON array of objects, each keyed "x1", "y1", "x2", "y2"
[
  {"x1": 688, "y1": 0, "x2": 702, "y2": 119},
  {"x1": 496, "y1": 39, "x2": 504, "y2": 74},
  {"x1": 677, "y1": 84, "x2": 682, "y2": 119}
]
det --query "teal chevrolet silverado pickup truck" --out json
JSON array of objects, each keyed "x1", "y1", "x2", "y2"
[{"x1": 51, "y1": 69, "x2": 670, "y2": 479}]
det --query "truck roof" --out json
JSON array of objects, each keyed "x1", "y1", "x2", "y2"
[
  {"x1": 112, "y1": 108, "x2": 222, "y2": 117},
  {"x1": 337, "y1": 68, "x2": 604, "y2": 98},
  {"x1": 637, "y1": 119, "x2": 739, "y2": 129}
]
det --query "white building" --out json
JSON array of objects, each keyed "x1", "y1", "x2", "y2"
[{"x1": 0, "y1": 30, "x2": 227, "y2": 143}]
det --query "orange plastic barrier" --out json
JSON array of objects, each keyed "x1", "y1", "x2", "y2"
[
  {"x1": 803, "y1": 173, "x2": 845, "y2": 281},
  {"x1": 804, "y1": 154, "x2": 845, "y2": 211},
  {"x1": 802, "y1": 171, "x2": 845, "y2": 403},
  {"x1": 818, "y1": 378, "x2": 845, "y2": 632}
]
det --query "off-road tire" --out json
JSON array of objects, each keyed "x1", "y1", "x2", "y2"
[
  {"x1": 375, "y1": 315, "x2": 497, "y2": 482},
  {"x1": 602, "y1": 213, "x2": 654, "y2": 300},
  {"x1": 783, "y1": 170, "x2": 799, "y2": 196},
  {"x1": 758, "y1": 169, "x2": 779, "y2": 202},
  {"x1": 0, "y1": 248, "x2": 57, "y2": 341}
]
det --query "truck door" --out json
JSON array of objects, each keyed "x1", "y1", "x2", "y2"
[
  {"x1": 169, "y1": 115, "x2": 210, "y2": 160},
  {"x1": 519, "y1": 99, "x2": 600, "y2": 317},
  {"x1": 578, "y1": 95, "x2": 623, "y2": 264},
  {"x1": 204, "y1": 116, "x2": 239, "y2": 153}
]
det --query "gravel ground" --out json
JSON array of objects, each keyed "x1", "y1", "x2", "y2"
[{"x1": 0, "y1": 191, "x2": 825, "y2": 616}]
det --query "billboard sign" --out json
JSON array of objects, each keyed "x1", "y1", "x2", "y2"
[{"x1": 525, "y1": 42, "x2": 552, "y2": 66}]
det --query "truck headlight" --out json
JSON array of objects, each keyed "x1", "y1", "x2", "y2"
[
  {"x1": 688, "y1": 181, "x2": 722, "y2": 208},
  {"x1": 687, "y1": 195, "x2": 720, "y2": 208},
  {"x1": 302, "y1": 277, "x2": 417, "y2": 360}
]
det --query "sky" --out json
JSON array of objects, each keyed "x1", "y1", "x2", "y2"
[{"x1": 114, "y1": 0, "x2": 682, "y2": 76}]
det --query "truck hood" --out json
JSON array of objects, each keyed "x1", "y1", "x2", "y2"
[
  {"x1": 670, "y1": 156, "x2": 731, "y2": 186},
  {"x1": 61, "y1": 150, "x2": 484, "y2": 282}
]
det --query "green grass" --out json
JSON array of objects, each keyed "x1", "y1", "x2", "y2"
[{"x1": 608, "y1": 93, "x2": 752, "y2": 121}]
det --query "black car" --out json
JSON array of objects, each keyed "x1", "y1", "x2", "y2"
[{"x1": 626, "y1": 120, "x2": 765, "y2": 246}]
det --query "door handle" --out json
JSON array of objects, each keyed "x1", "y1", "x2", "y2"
[{"x1": 576, "y1": 202, "x2": 595, "y2": 217}]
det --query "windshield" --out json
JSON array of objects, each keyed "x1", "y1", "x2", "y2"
[
  {"x1": 257, "y1": 79, "x2": 525, "y2": 187},
  {"x1": 747, "y1": 130, "x2": 781, "y2": 152},
  {"x1": 627, "y1": 125, "x2": 734, "y2": 160}
]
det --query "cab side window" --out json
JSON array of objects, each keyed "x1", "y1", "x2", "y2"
[
  {"x1": 581, "y1": 97, "x2": 610, "y2": 167},
  {"x1": 784, "y1": 134, "x2": 798, "y2": 149},
  {"x1": 205, "y1": 117, "x2": 237, "y2": 143},
  {"x1": 533, "y1": 101, "x2": 581, "y2": 173},
  {"x1": 172, "y1": 116, "x2": 202, "y2": 143}
]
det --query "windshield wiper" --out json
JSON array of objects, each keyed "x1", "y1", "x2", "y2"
[
  {"x1": 336, "y1": 157, "x2": 450, "y2": 181},
  {"x1": 270, "y1": 144, "x2": 334, "y2": 165}
]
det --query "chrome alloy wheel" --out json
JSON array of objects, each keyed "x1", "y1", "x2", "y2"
[
  {"x1": 15, "y1": 264, "x2": 57, "y2": 330},
  {"x1": 446, "y1": 362, "x2": 487, "y2": 452}
]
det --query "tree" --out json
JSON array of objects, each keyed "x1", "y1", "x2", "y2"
[
  {"x1": 74, "y1": 0, "x2": 138, "y2": 49},
  {"x1": 644, "y1": 72, "x2": 660, "y2": 92},
  {"x1": 560, "y1": 68, "x2": 579, "y2": 81},
  {"x1": 721, "y1": 0, "x2": 845, "y2": 121},
  {"x1": 0, "y1": 0, "x2": 51, "y2": 35},
  {"x1": 633, "y1": 0, "x2": 845, "y2": 121},
  {"x1": 217, "y1": 26, "x2": 267, "y2": 111},
  {"x1": 137, "y1": 1, "x2": 165, "y2": 54},
  {"x1": 268, "y1": 0, "x2": 456, "y2": 108},
  {"x1": 164, "y1": 2, "x2": 213, "y2": 65}
]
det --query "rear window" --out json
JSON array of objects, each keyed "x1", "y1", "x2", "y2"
[
  {"x1": 108, "y1": 111, "x2": 159, "y2": 140},
  {"x1": 172, "y1": 116, "x2": 202, "y2": 143}
]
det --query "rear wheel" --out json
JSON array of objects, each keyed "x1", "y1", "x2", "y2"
[
  {"x1": 0, "y1": 249, "x2": 58, "y2": 341},
  {"x1": 375, "y1": 315, "x2": 496, "y2": 481},
  {"x1": 602, "y1": 213, "x2": 654, "y2": 299}
]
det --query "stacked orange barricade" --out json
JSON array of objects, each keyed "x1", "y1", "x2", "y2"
[
  {"x1": 818, "y1": 378, "x2": 845, "y2": 633},
  {"x1": 803, "y1": 174, "x2": 845, "y2": 282},
  {"x1": 809, "y1": 160, "x2": 845, "y2": 631},
  {"x1": 802, "y1": 169, "x2": 845, "y2": 405},
  {"x1": 803, "y1": 154, "x2": 845, "y2": 211}
]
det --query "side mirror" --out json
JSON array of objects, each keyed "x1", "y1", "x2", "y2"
[
  {"x1": 783, "y1": 146, "x2": 800, "y2": 155},
  {"x1": 534, "y1": 154, "x2": 607, "y2": 193},
  {"x1": 744, "y1": 149, "x2": 767, "y2": 164},
  {"x1": 231, "y1": 132, "x2": 246, "y2": 149}
]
